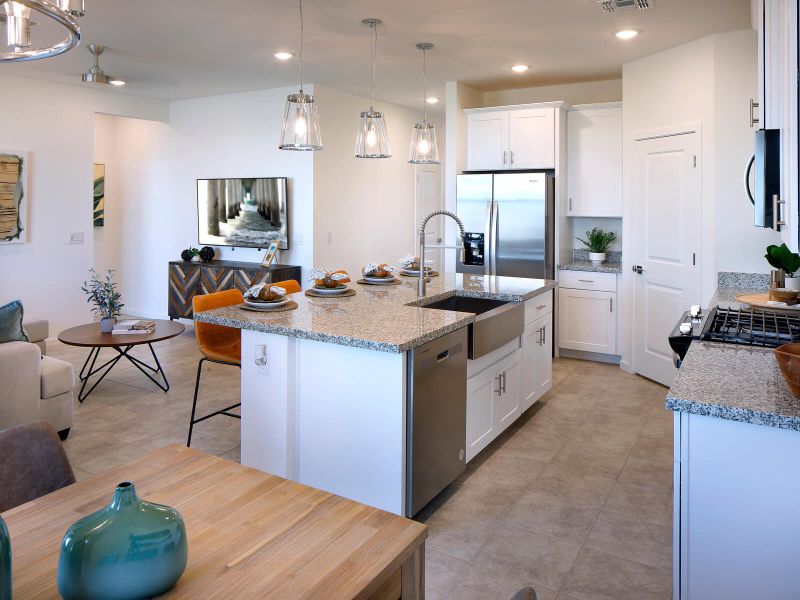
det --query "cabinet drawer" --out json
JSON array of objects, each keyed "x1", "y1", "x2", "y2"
[
  {"x1": 558, "y1": 270, "x2": 616, "y2": 292},
  {"x1": 524, "y1": 289, "x2": 553, "y2": 325}
]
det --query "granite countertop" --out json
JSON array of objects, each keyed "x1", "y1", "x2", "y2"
[
  {"x1": 194, "y1": 273, "x2": 556, "y2": 353},
  {"x1": 557, "y1": 261, "x2": 622, "y2": 274},
  {"x1": 666, "y1": 283, "x2": 800, "y2": 431}
]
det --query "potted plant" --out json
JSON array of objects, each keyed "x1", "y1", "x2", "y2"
[
  {"x1": 82, "y1": 269, "x2": 124, "y2": 333},
  {"x1": 765, "y1": 243, "x2": 800, "y2": 290},
  {"x1": 577, "y1": 227, "x2": 617, "y2": 264}
]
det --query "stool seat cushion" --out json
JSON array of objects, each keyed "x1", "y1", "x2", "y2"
[
  {"x1": 200, "y1": 339, "x2": 241, "y2": 364},
  {"x1": 41, "y1": 356, "x2": 75, "y2": 399}
]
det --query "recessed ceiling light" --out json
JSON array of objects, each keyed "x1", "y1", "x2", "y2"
[
  {"x1": 426, "y1": 97, "x2": 439, "y2": 104},
  {"x1": 511, "y1": 64, "x2": 529, "y2": 73},
  {"x1": 274, "y1": 51, "x2": 293, "y2": 60},
  {"x1": 109, "y1": 79, "x2": 126, "y2": 86},
  {"x1": 615, "y1": 29, "x2": 639, "y2": 40}
]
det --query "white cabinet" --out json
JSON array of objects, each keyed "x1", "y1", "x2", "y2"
[
  {"x1": 567, "y1": 105, "x2": 622, "y2": 217},
  {"x1": 559, "y1": 288, "x2": 617, "y2": 355},
  {"x1": 466, "y1": 107, "x2": 555, "y2": 171},
  {"x1": 522, "y1": 313, "x2": 552, "y2": 411},
  {"x1": 508, "y1": 109, "x2": 556, "y2": 169},
  {"x1": 492, "y1": 351, "x2": 521, "y2": 432},
  {"x1": 465, "y1": 111, "x2": 508, "y2": 172}
]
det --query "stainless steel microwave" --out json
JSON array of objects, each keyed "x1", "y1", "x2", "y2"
[{"x1": 745, "y1": 128, "x2": 781, "y2": 229}]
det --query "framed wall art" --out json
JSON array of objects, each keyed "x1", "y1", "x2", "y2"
[{"x1": 0, "y1": 151, "x2": 28, "y2": 244}]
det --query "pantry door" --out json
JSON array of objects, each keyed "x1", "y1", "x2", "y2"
[{"x1": 415, "y1": 165, "x2": 443, "y2": 272}]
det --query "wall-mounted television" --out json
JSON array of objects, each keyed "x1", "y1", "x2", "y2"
[{"x1": 197, "y1": 177, "x2": 289, "y2": 249}]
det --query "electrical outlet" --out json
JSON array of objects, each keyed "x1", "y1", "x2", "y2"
[
  {"x1": 68, "y1": 232, "x2": 84, "y2": 245},
  {"x1": 294, "y1": 233, "x2": 304, "y2": 245},
  {"x1": 254, "y1": 344, "x2": 270, "y2": 376},
  {"x1": 327, "y1": 232, "x2": 332, "y2": 245}
]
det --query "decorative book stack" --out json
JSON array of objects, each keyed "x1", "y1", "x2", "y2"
[{"x1": 112, "y1": 319, "x2": 156, "y2": 335}]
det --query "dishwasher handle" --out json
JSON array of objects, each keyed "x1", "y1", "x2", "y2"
[{"x1": 436, "y1": 349, "x2": 450, "y2": 363}]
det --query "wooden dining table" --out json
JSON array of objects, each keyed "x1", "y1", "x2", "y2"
[{"x1": 3, "y1": 445, "x2": 428, "y2": 599}]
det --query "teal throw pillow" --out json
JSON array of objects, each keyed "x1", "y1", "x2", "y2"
[{"x1": 0, "y1": 299, "x2": 30, "y2": 344}]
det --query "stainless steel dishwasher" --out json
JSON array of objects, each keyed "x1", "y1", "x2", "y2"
[{"x1": 406, "y1": 326, "x2": 468, "y2": 517}]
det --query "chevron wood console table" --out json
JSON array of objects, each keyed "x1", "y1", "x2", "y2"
[{"x1": 168, "y1": 260, "x2": 301, "y2": 319}]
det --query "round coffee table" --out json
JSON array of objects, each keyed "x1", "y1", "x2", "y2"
[{"x1": 58, "y1": 320, "x2": 185, "y2": 402}]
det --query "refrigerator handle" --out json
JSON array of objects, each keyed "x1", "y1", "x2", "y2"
[
  {"x1": 490, "y1": 200, "x2": 499, "y2": 276},
  {"x1": 545, "y1": 174, "x2": 555, "y2": 279},
  {"x1": 484, "y1": 200, "x2": 493, "y2": 276}
]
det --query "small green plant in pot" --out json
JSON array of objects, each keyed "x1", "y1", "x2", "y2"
[
  {"x1": 82, "y1": 269, "x2": 124, "y2": 332},
  {"x1": 766, "y1": 243, "x2": 800, "y2": 290},
  {"x1": 577, "y1": 227, "x2": 616, "y2": 264}
]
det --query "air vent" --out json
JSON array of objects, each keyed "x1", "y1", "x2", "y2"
[{"x1": 597, "y1": 0, "x2": 653, "y2": 13}]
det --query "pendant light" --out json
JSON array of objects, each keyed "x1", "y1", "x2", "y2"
[
  {"x1": 279, "y1": 0, "x2": 322, "y2": 151},
  {"x1": 409, "y1": 43, "x2": 440, "y2": 164},
  {"x1": 0, "y1": 0, "x2": 81, "y2": 63},
  {"x1": 355, "y1": 18, "x2": 390, "y2": 159}
]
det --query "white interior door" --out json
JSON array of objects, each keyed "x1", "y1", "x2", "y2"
[
  {"x1": 633, "y1": 129, "x2": 701, "y2": 386},
  {"x1": 415, "y1": 165, "x2": 443, "y2": 272}
]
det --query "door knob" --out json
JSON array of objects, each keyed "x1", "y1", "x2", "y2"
[{"x1": 632, "y1": 265, "x2": 644, "y2": 274}]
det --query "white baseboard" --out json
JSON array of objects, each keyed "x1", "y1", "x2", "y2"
[
  {"x1": 558, "y1": 348, "x2": 621, "y2": 365},
  {"x1": 123, "y1": 306, "x2": 169, "y2": 320}
]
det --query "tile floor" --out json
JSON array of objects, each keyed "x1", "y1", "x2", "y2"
[{"x1": 49, "y1": 323, "x2": 672, "y2": 600}]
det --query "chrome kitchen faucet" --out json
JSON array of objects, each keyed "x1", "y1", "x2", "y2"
[{"x1": 418, "y1": 210, "x2": 467, "y2": 296}]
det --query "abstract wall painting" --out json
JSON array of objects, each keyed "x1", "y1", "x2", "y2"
[
  {"x1": 93, "y1": 163, "x2": 105, "y2": 227},
  {"x1": 0, "y1": 151, "x2": 27, "y2": 244}
]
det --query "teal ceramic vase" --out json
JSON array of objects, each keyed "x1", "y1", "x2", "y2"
[
  {"x1": 57, "y1": 481, "x2": 188, "y2": 600},
  {"x1": 0, "y1": 513, "x2": 10, "y2": 600}
]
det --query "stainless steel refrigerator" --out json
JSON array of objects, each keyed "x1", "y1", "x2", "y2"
[{"x1": 456, "y1": 172, "x2": 555, "y2": 279}]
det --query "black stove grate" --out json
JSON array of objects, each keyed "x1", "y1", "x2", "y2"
[{"x1": 701, "y1": 306, "x2": 800, "y2": 348}]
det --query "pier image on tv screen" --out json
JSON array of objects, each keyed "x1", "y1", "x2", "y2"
[{"x1": 197, "y1": 177, "x2": 288, "y2": 249}]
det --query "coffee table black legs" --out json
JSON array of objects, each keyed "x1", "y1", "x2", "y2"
[{"x1": 77, "y1": 343, "x2": 170, "y2": 402}]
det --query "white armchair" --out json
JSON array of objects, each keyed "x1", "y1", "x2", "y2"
[{"x1": 0, "y1": 320, "x2": 74, "y2": 439}]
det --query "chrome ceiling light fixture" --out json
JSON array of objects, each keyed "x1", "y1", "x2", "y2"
[
  {"x1": 279, "y1": 0, "x2": 322, "y2": 151},
  {"x1": 409, "y1": 42, "x2": 439, "y2": 165},
  {"x1": 0, "y1": 0, "x2": 81, "y2": 62},
  {"x1": 81, "y1": 44, "x2": 124, "y2": 86},
  {"x1": 355, "y1": 18, "x2": 390, "y2": 159}
]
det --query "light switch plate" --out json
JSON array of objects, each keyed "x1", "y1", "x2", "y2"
[{"x1": 68, "y1": 232, "x2": 85, "y2": 245}]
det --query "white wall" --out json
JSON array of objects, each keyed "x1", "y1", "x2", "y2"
[
  {"x1": 572, "y1": 217, "x2": 623, "y2": 252},
  {"x1": 0, "y1": 74, "x2": 167, "y2": 334},
  {"x1": 620, "y1": 29, "x2": 778, "y2": 371},
  {"x1": 483, "y1": 79, "x2": 622, "y2": 107},
  {"x1": 311, "y1": 85, "x2": 439, "y2": 279}
]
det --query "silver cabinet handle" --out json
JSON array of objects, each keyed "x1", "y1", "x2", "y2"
[
  {"x1": 503, "y1": 150, "x2": 508, "y2": 165},
  {"x1": 500, "y1": 371, "x2": 506, "y2": 395},
  {"x1": 578, "y1": 279, "x2": 594, "y2": 283},
  {"x1": 495, "y1": 375, "x2": 502, "y2": 395},
  {"x1": 537, "y1": 304, "x2": 546, "y2": 310},
  {"x1": 569, "y1": 197, "x2": 573, "y2": 212},
  {"x1": 774, "y1": 194, "x2": 787, "y2": 230},
  {"x1": 750, "y1": 98, "x2": 760, "y2": 128},
  {"x1": 537, "y1": 326, "x2": 544, "y2": 345},
  {"x1": 509, "y1": 150, "x2": 514, "y2": 165},
  {"x1": 610, "y1": 298, "x2": 613, "y2": 312}
]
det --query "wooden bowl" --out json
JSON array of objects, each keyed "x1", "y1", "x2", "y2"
[
  {"x1": 769, "y1": 289, "x2": 800, "y2": 303},
  {"x1": 775, "y1": 343, "x2": 800, "y2": 397}
]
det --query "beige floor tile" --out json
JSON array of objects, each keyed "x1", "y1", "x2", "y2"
[
  {"x1": 548, "y1": 440, "x2": 631, "y2": 479},
  {"x1": 443, "y1": 559, "x2": 557, "y2": 600},
  {"x1": 474, "y1": 525, "x2": 582, "y2": 590},
  {"x1": 584, "y1": 510, "x2": 672, "y2": 569},
  {"x1": 603, "y1": 480, "x2": 673, "y2": 528},
  {"x1": 561, "y1": 547, "x2": 672, "y2": 600}
]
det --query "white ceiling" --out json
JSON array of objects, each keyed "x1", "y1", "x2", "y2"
[{"x1": 1, "y1": 0, "x2": 752, "y2": 109}]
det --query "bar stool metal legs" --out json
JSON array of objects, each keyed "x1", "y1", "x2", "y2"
[{"x1": 187, "y1": 357, "x2": 241, "y2": 447}]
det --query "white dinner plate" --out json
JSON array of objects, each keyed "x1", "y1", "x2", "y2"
[
  {"x1": 312, "y1": 285, "x2": 350, "y2": 295},
  {"x1": 363, "y1": 275, "x2": 396, "y2": 283},
  {"x1": 244, "y1": 297, "x2": 291, "y2": 308}
]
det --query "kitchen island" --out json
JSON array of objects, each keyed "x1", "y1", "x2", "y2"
[
  {"x1": 667, "y1": 276, "x2": 800, "y2": 600},
  {"x1": 195, "y1": 273, "x2": 555, "y2": 516}
]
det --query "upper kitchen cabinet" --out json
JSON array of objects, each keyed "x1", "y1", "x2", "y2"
[
  {"x1": 465, "y1": 104, "x2": 559, "y2": 171},
  {"x1": 566, "y1": 103, "x2": 622, "y2": 217}
]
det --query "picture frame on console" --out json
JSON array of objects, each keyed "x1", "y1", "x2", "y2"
[
  {"x1": 197, "y1": 177, "x2": 289, "y2": 250},
  {"x1": 261, "y1": 240, "x2": 280, "y2": 267}
]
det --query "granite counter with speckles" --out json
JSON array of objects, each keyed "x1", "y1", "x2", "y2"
[
  {"x1": 666, "y1": 280, "x2": 800, "y2": 431},
  {"x1": 194, "y1": 273, "x2": 556, "y2": 353},
  {"x1": 557, "y1": 261, "x2": 622, "y2": 274}
]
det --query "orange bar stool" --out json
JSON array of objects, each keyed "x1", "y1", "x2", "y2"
[
  {"x1": 188, "y1": 289, "x2": 243, "y2": 447},
  {"x1": 271, "y1": 279, "x2": 301, "y2": 293}
]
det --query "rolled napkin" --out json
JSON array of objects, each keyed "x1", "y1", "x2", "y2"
[
  {"x1": 363, "y1": 263, "x2": 396, "y2": 278},
  {"x1": 244, "y1": 283, "x2": 287, "y2": 302},
  {"x1": 308, "y1": 268, "x2": 350, "y2": 288},
  {"x1": 398, "y1": 255, "x2": 433, "y2": 271}
]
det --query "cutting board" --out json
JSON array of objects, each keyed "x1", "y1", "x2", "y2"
[{"x1": 735, "y1": 293, "x2": 800, "y2": 311}]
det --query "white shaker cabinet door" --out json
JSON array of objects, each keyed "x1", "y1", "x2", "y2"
[
  {"x1": 559, "y1": 288, "x2": 617, "y2": 355},
  {"x1": 466, "y1": 363, "x2": 497, "y2": 462},
  {"x1": 493, "y1": 351, "x2": 521, "y2": 434},
  {"x1": 534, "y1": 314, "x2": 553, "y2": 397},
  {"x1": 466, "y1": 111, "x2": 508, "y2": 171},
  {"x1": 508, "y1": 108, "x2": 555, "y2": 169}
]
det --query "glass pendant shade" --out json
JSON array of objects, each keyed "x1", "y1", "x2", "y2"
[
  {"x1": 355, "y1": 109, "x2": 391, "y2": 158},
  {"x1": 57, "y1": 0, "x2": 85, "y2": 17},
  {"x1": 279, "y1": 92, "x2": 323, "y2": 151},
  {"x1": 4, "y1": 2, "x2": 32, "y2": 49},
  {"x1": 409, "y1": 120, "x2": 439, "y2": 164}
]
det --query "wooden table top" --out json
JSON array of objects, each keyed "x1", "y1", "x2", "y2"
[
  {"x1": 57, "y1": 320, "x2": 185, "y2": 347},
  {"x1": 3, "y1": 445, "x2": 427, "y2": 599}
]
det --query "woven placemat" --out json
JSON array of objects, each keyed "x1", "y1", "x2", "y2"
[
  {"x1": 240, "y1": 301, "x2": 299, "y2": 313},
  {"x1": 304, "y1": 288, "x2": 357, "y2": 298},
  {"x1": 356, "y1": 278, "x2": 403, "y2": 286},
  {"x1": 399, "y1": 271, "x2": 439, "y2": 278}
]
